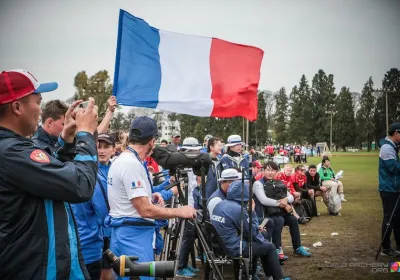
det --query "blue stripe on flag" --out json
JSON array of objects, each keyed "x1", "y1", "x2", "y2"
[
  {"x1": 113, "y1": 9, "x2": 161, "y2": 108},
  {"x1": 44, "y1": 200, "x2": 56, "y2": 280}
]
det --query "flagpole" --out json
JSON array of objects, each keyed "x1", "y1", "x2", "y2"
[
  {"x1": 242, "y1": 118, "x2": 245, "y2": 143},
  {"x1": 246, "y1": 119, "x2": 249, "y2": 151}
]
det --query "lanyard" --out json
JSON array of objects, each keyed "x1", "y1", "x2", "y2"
[{"x1": 126, "y1": 147, "x2": 153, "y2": 189}]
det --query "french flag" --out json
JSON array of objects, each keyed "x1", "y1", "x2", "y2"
[{"x1": 113, "y1": 10, "x2": 264, "y2": 121}]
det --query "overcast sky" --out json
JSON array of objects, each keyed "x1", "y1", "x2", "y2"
[{"x1": 1, "y1": 0, "x2": 399, "y2": 104}]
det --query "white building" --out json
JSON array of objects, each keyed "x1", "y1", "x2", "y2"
[{"x1": 157, "y1": 120, "x2": 180, "y2": 142}]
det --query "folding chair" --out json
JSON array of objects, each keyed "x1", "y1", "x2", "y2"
[{"x1": 204, "y1": 221, "x2": 250, "y2": 280}]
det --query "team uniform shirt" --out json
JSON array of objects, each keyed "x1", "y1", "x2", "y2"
[
  {"x1": 291, "y1": 172, "x2": 307, "y2": 189},
  {"x1": 275, "y1": 171, "x2": 296, "y2": 194},
  {"x1": 108, "y1": 152, "x2": 153, "y2": 221}
]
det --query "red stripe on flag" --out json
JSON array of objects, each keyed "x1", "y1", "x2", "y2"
[{"x1": 209, "y1": 38, "x2": 264, "y2": 121}]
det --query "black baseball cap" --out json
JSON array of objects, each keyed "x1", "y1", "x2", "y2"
[
  {"x1": 129, "y1": 116, "x2": 161, "y2": 140},
  {"x1": 98, "y1": 133, "x2": 115, "y2": 145}
]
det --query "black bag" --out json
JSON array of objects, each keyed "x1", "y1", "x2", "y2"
[
  {"x1": 302, "y1": 199, "x2": 314, "y2": 219},
  {"x1": 294, "y1": 199, "x2": 313, "y2": 220}
]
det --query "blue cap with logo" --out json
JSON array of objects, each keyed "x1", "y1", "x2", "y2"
[{"x1": 129, "y1": 116, "x2": 161, "y2": 140}]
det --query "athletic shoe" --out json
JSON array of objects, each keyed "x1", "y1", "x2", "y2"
[
  {"x1": 195, "y1": 253, "x2": 206, "y2": 262},
  {"x1": 294, "y1": 246, "x2": 312, "y2": 257},
  {"x1": 381, "y1": 248, "x2": 400, "y2": 257},
  {"x1": 176, "y1": 268, "x2": 196, "y2": 278},
  {"x1": 187, "y1": 265, "x2": 200, "y2": 273}
]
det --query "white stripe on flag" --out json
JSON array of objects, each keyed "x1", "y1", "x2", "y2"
[{"x1": 157, "y1": 30, "x2": 213, "y2": 116}]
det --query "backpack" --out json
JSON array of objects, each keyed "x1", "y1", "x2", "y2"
[{"x1": 293, "y1": 199, "x2": 313, "y2": 220}]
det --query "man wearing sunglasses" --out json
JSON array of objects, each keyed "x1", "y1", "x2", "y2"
[{"x1": 378, "y1": 122, "x2": 400, "y2": 257}]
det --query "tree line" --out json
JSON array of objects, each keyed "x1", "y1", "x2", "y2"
[{"x1": 70, "y1": 68, "x2": 400, "y2": 151}]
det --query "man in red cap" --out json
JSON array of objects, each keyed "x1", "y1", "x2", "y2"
[{"x1": 0, "y1": 69, "x2": 99, "y2": 279}]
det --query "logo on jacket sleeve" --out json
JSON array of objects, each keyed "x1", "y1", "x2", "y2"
[
  {"x1": 29, "y1": 149, "x2": 50, "y2": 163},
  {"x1": 211, "y1": 215, "x2": 225, "y2": 223}
]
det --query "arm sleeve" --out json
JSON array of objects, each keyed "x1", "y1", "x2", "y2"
[
  {"x1": 153, "y1": 179, "x2": 170, "y2": 193},
  {"x1": 207, "y1": 197, "x2": 222, "y2": 216},
  {"x1": 253, "y1": 181, "x2": 280, "y2": 207},
  {"x1": 53, "y1": 136, "x2": 77, "y2": 161},
  {"x1": 3, "y1": 132, "x2": 98, "y2": 203},
  {"x1": 380, "y1": 144, "x2": 400, "y2": 174},
  {"x1": 121, "y1": 161, "x2": 150, "y2": 200},
  {"x1": 91, "y1": 181, "x2": 110, "y2": 225},
  {"x1": 240, "y1": 211, "x2": 264, "y2": 243},
  {"x1": 159, "y1": 189, "x2": 173, "y2": 201}
]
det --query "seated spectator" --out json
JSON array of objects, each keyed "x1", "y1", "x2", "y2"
[
  {"x1": 251, "y1": 160, "x2": 263, "y2": 185},
  {"x1": 275, "y1": 164, "x2": 300, "y2": 202},
  {"x1": 305, "y1": 164, "x2": 328, "y2": 201},
  {"x1": 207, "y1": 168, "x2": 242, "y2": 217},
  {"x1": 319, "y1": 157, "x2": 345, "y2": 216},
  {"x1": 254, "y1": 162, "x2": 311, "y2": 263},
  {"x1": 292, "y1": 165, "x2": 313, "y2": 199},
  {"x1": 212, "y1": 181, "x2": 288, "y2": 280},
  {"x1": 292, "y1": 165, "x2": 318, "y2": 217}
]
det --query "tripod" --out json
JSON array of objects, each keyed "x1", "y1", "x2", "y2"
[
  {"x1": 375, "y1": 191, "x2": 400, "y2": 260},
  {"x1": 161, "y1": 167, "x2": 224, "y2": 280}
]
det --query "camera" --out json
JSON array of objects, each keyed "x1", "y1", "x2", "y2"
[{"x1": 151, "y1": 146, "x2": 212, "y2": 176}]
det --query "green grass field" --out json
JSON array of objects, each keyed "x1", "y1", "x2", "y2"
[
  {"x1": 188, "y1": 153, "x2": 400, "y2": 280},
  {"x1": 279, "y1": 154, "x2": 400, "y2": 280}
]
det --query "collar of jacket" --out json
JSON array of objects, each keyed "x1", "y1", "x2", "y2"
[{"x1": 35, "y1": 126, "x2": 58, "y2": 147}]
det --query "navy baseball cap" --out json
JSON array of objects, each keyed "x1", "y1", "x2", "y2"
[
  {"x1": 389, "y1": 122, "x2": 400, "y2": 134},
  {"x1": 129, "y1": 116, "x2": 161, "y2": 140}
]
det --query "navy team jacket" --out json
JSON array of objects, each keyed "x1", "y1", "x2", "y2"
[{"x1": 0, "y1": 127, "x2": 98, "y2": 280}]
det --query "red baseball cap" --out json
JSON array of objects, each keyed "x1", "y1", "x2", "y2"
[
  {"x1": 252, "y1": 160, "x2": 262, "y2": 168},
  {"x1": 0, "y1": 69, "x2": 58, "y2": 105}
]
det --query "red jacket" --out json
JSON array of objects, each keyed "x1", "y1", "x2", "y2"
[
  {"x1": 145, "y1": 156, "x2": 160, "y2": 173},
  {"x1": 275, "y1": 172, "x2": 296, "y2": 194},
  {"x1": 291, "y1": 172, "x2": 307, "y2": 189}
]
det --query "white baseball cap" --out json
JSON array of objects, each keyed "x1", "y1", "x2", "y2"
[{"x1": 218, "y1": 168, "x2": 242, "y2": 182}]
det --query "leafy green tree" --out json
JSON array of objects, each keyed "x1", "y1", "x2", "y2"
[
  {"x1": 310, "y1": 70, "x2": 336, "y2": 146},
  {"x1": 274, "y1": 87, "x2": 289, "y2": 144},
  {"x1": 288, "y1": 85, "x2": 303, "y2": 143},
  {"x1": 73, "y1": 70, "x2": 113, "y2": 115},
  {"x1": 357, "y1": 77, "x2": 375, "y2": 151},
  {"x1": 333, "y1": 87, "x2": 356, "y2": 150},
  {"x1": 382, "y1": 68, "x2": 400, "y2": 124}
]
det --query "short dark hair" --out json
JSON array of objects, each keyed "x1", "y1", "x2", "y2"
[
  {"x1": 129, "y1": 136, "x2": 154, "y2": 145},
  {"x1": 322, "y1": 157, "x2": 330, "y2": 164},
  {"x1": 161, "y1": 139, "x2": 168, "y2": 144},
  {"x1": 263, "y1": 161, "x2": 279, "y2": 171},
  {"x1": 295, "y1": 165, "x2": 304, "y2": 171},
  {"x1": 309, "y1": 164, "x2": 317, "y2": 169},
  {"x1": 41, "y1": 100, "x2": 68, "y2": 122},
  {"x1": 207, "y1": 137, "x2": 222, "y2": 152},
  {"x1": 0, "y1": 103, "x2": 9, "y2": 119}
]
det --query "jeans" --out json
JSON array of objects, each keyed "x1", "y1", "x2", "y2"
[
  {"x1": 380, "y1": 191, "x2": 400, "y2": 249},
  {"x1": 178, "y1": 221, "x2": 195, "y2": 269},
  {"x1": 243, "y1": 241, "x2": 283, "y2": 279},
  {"x1": 271, "y1": 214, "x2": 301, "y2": 250}
]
